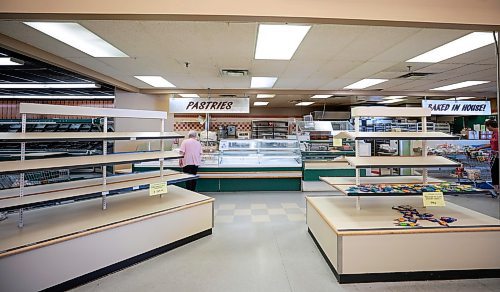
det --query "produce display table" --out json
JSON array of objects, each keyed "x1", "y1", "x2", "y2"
[
  {"x1": 306, "y1": 195, "x2": 500, "y2": 283},
  {"x1": 0, "y1": 186, "x2": 214, "y2": 291}
]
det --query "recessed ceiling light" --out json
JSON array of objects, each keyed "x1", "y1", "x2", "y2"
[
  {"x1": 430, "y1": 81, "x2": 489, "y2": 91},
  {"x1": 295, "y1": 102, "x2": 315, "y2": 106},
  {"x1": 179, "y1": 94, "x2": 200, "y2": 98},
  {"x1": 255, "y1": 24, "x2": 311, "y2": 60},
  {"x1": 256, "y1": 94, "x2": 275, "y2": 98},
  {"x1": 383, "y1": 96, "x2": 407, "y2": 100},
  {"x1": 254, "y1": 101, "x2": 269, "y2": 106},
  {"x1": 378, "y1": 99, "x2": 406, "y2": 104},
  {"x1": 445, "y1": 96, "x2": 476, "y2": 100},
  {"x1": 407, "y1": 32, "x2": 497, "y2": 63},
  {"x1": 24, "y1": 22, "x2": 128, "y2": 58},
  {"x1": 310, "y1": 95, "x2": 332, "y2": 99},
  {"x1": 134, "y1": 76, "x2": 175, "y2": 88},
  {"x1": 0, "y1": 95, "x2": 114, "y2": 100},
  {"x1": 344, "y1": 79, "x2": 388, "y2": 89},
  {"x1": 251, "y1": 77, "x2": 277, "y2": 88},
  {"x1": 0, "y1": 83, "x2": 99, "y2": 89},
  {"x1": 0, "y1": 57, "x2": 24, "y2": 66}
]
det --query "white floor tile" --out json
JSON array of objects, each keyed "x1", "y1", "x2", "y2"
[
  {"x1": 234, "y1": 209, "x2": 251, "y2": 216},
  {"x1": 251, "y1": 215, "x2": 271, "y2": 222}
]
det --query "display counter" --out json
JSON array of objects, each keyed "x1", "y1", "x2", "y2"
[
  {"x1": 306, "y1": 195, "x2": 500, "y2": 283},
  {"x1": 0, "y1": 186, "x2": 214, "y2": 291},
  {"x1": 303, "y1": 161, "x2": 366, "y2": 181},
  {"x1": 134, "y1": 139, "x2": 302, "y2": 191}
]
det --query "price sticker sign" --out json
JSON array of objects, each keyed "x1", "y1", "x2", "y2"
[
  {"x1": 423, "y1": 192, "x2": 445, "y2": 207},
  {"x1": 332, "y1": 139, "x2": 342, "y2": 147},
  {"x1": 149, "y1": 182, "x2": 168, "y2": 196}
]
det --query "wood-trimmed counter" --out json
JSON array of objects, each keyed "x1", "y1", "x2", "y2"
[
  {"x1": 306, "y1": 196, "x2": 500, "y2": 283},
  {"x1": 0, "y1": 186, "x2": 214, "y2": 291}
]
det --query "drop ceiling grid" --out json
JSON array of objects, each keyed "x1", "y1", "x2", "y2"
[
  {"x1": 427, "y1": 64, "x2": 496, "y2": 81},
  {"x1": 439, "y1": 44, "x2": 497, "y2": 65},
  {"x1": 330, "y1": 26, "x2": 419, "y2": 62},
  {"x1": 291, "y1": 24, "x2": 368, "y2": 62},
  {"x1": 301, "y1": 60, "x2": 365, "y2": 89},
  {"x1": 0, "y1": 20, "x2": 496, "y2": 96}
]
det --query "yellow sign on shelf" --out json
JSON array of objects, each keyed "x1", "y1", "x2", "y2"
[
  {"x1": 149, "y1": 182, "x2": 168, "y2": 196},
  {"x1": 423, "y1": 191, "x2": 445, "y2": 207},
  {"x1": 332, "y1": 138, "x2": 342, "y2": 147}
]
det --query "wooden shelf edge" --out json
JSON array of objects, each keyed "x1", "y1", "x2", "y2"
[
  {"x1": 0, "y1": 151, "x2": 183, "y2": 174},
  {"x1": 0, "y1": 132, "x2": 183, "y2": 142},
  {"x1": 306, "y1": 196, "x2": 500, "y2": 236},
  {"x1": 0, "y1": 196, "x2": 214, "y2": 258},
  {"x1": 0, "y1": 172, "x2": 198, "y2": 211}
]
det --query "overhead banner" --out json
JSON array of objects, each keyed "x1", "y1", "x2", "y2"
[
  {"x1": 422, "y1": 100, "x2": 491, "y2": 116},
  {"x1": 169, "y1": 97, "x2": 249, "y2": 114}
]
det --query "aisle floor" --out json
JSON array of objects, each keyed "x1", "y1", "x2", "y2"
[{"x1": 74, "y1": 191, "x2": 500, "y2": 292}]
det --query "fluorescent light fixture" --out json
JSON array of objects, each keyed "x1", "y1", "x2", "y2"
[
  {"x1": 256, "y1": 94, "x2": 275, "y2": 98},
  {"x1": 255, "y1": 24, "x2": 311, "y2": 60},
  {"x1": 344, "y1": 79, "x2": 388, "y2": 89},
  {"x1": 383, "y1": 96, "x2": 407, "y2": 100},
  {"x1": 378, "y1": 99, "x2": 406, "y2": 104},
  {"x1": 0, "y1": 83, "x2": 98, "y2": 89},
  {"x1": 295, "y1": 101, "x2": 315, "y2": 106},
  {"x1": 251, "y1": 77, "x2": 277, "y2": 88},
  {"x1": 0, "y1": 57, "x2": 23, "y2": 66},
  {"x1": 0, "y1": 95, "x2": 114, "y2": 100},
  {"x1": 430, "y1": 81, "x2": 489, "y2": 91},
  {"x1": 253, "y1": 101, "x2": 269, "y2": 106},
  {"x1": 134, "y1": 76, "x2": 175, "y2": 88},
  {"x1": 407, "y1": 32, "x2": 497, "y2": 63},
  {"x1": 24, "y1": 22, "x2": 128, "y2": 58},
  {"x1": 179, "y1": 94, "x2": 200, "y2": 98},
  {"x1": 445, "y1": 96, "x2": 476, "y2": 101},
  {"x1": 310, "y1": 95, "x2": 332, "y2": 99}
]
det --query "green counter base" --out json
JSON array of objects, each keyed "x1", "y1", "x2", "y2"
[
  {"x1": 303, "y1": 169, "x2": 366, "y2": 181},
  {"x1": 134, "y1": 166, "x2": 302, "y2": 192}
]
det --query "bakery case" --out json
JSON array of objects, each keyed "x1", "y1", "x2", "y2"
[{"x1": 134, "y1": 139, "x2": 302, "y2": 191}]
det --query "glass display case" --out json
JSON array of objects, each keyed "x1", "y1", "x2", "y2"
[
  {"x1": 295, "y1": 120, "x2": 355, "y2": 161},
  {"x1": 218, "y1": 139, "x2": 301, "y2": 167}
]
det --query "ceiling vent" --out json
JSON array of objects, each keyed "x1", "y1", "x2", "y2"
[
  {"x1": 219, "y1": 94, "x2": 237, "y2": 98},
  {"x1": 397, "y1": 72, "x2": 434, "y2": 79},
  {"x1": 221, "y1": 69, "x2": 249, "y2": 77}
]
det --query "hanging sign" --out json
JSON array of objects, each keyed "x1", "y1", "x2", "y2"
[
  {"x1": 149, "y1": 182, "x2": 168, "y2": 196},
  {"x1": 422, "y1": 192, "x2": 445, "y2": 207},
  {"x1": 169, "y1": 98, "x2": 250, "y2": 114},
  {"x1": 422, "y1": 100, "x2": 491, "y2": 116}
]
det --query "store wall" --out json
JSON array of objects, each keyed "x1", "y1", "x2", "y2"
[
  {"x1": 173, "y1": 107, "x2": 314, "y2": 137},
  {"x1": 114, "y1": 90, "x2": 173, "y2": 170},
  {"x1": 2, "y1": 0, "x2": 499, "y2": 30}
]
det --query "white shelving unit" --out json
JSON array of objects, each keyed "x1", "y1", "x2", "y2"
[
  {"x1": 328, "y1": 107, "x2": 462, "y2": 208},
  {"x1": 0, "y1": 103, "x2": 214, "y2": 291},
  {"x1": 2, "y1": 103, "x2": 188, "y2": 227},
  {"x1": 306, "y1": 107, "x2": 500, "y2": 284}
]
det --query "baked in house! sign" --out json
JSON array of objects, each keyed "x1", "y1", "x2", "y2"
[
  {"x1": 422, "y1": 100, "x2": 491, "y2": 116},
  {"x1": 169, "y1": 97, "x2": 250, "y2": 114}
]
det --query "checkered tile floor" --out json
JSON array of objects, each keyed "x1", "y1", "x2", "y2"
[{"x1": 214, "y1": 202, "x2": 306, "y2": 223}]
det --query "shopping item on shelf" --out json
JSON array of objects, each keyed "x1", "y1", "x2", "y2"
[
  {"x1": 346, "y1": 183, "x2": 479, "y2": 194},
  {"x1": 392, "y1": 205, "x2": 457, "y2": 227}
]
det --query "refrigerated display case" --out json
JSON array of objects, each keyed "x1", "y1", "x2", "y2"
[
  {"x1": 133, "y1": 139, "x2": 302, "y2": 191},
  {"x1": 219, "y1": 139, "x2": 301, "y2": 167}
]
